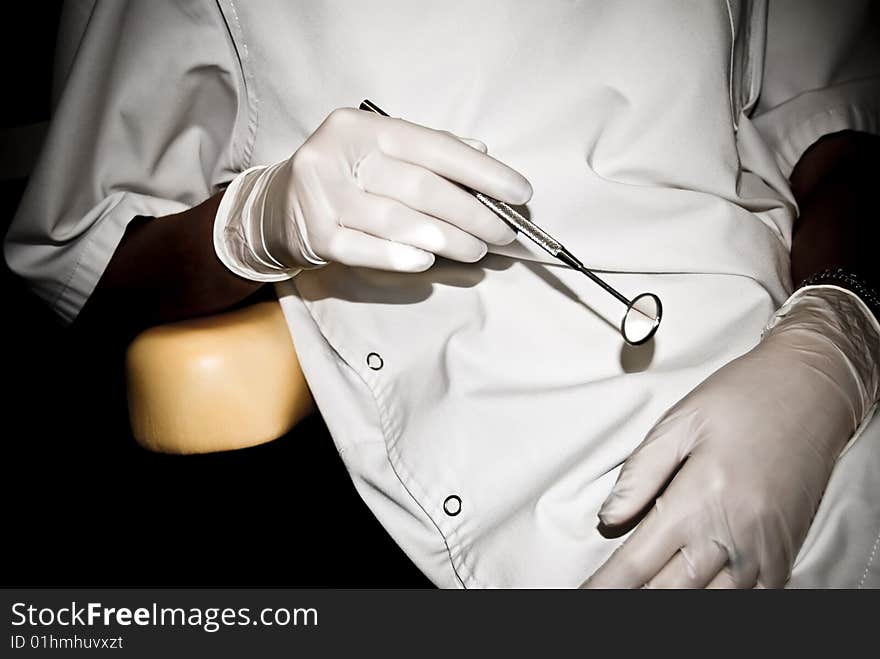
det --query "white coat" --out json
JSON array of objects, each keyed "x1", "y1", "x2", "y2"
[{"x1": 6, "y1": 0, "x2": 880, "y2": 587}]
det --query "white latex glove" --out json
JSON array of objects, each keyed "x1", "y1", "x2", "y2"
[
  {"x1": 583, "y1": 285, "x2": 880, "y2": 589},
  {"x1": 213, "y1": 107, "x2": 531, "y2": 281}
]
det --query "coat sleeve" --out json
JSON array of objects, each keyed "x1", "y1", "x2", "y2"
[
  {"x1": 751, "y1": 0, "x2": 880, "y2": 177},
  {"x1": 4, "y1": 0, "x2": 247, "y2": 323}
]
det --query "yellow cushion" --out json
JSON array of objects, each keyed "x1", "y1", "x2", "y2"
[{"x1": 126, "y1": 301, "x2": 313, "y2": 454}]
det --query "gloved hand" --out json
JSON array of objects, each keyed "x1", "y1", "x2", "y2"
[
  {"x1": 213, "y1": 107, "x2": 531, "y2": 281},
  {"x1": 583, "y1": 285, "x2": 880, "y2": 589}
]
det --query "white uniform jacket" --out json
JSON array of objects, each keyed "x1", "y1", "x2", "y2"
[{"x1": 6, "y1": 0, "x2": 880, "y2": 587}]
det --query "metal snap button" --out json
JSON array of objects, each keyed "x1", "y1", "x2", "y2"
[
  {"x1": 366, "y1": 352, "x2": 383, "y2": 370},
  {"x1": 443, "y1": 495, "x2": 462, "y2": 517}
]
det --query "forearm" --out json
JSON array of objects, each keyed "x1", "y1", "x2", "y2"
[
  {"x1": 76, "y1": 190, "x2": 263, "y2": 335},
  {"x1": 789, "y1": 130, "x2": 880, "y2": 286}
]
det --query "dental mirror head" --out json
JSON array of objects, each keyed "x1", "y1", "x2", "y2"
[{"x1": 621, "y1": 292, "x2": 662, "y2": 345}]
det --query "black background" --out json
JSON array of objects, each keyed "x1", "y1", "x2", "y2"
[{"x1": 2, "y1": 3, "x2": 430, "y2": 588}]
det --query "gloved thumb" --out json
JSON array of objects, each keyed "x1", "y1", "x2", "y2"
[{"x1": 598, "y1": 410, "x2": 694, "y2": 527}]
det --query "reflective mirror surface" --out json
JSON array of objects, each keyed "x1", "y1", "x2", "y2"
[{"x1": 622, "y1": 293, "x2": 662, "y2": 345}]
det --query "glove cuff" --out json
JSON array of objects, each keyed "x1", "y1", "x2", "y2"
[
  {"x1": 213, "y1": 165, "x2": 298, "y2": 282},
  {"x1": 213, "y1": 161, "x2": 328, "y2": 282},
  {"x1": 798, "y1": 268, "x2": 880, "y2": 322},
  {"x1": 763, "y1": 284, "x2": 880, "y2": 411}
]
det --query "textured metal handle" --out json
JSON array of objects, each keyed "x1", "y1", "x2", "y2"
[{"x1": 471, "y1": 191, "x2": 563, "y2": 255}]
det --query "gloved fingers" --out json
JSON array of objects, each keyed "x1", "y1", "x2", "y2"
[
  {"x1": 705, "y1": 563, "x2": 759, "y2": 589},
  {"x1": 581, "y1": 504, "x2": 684, "y2": 588},
  {"x1": 341, "y1": 192, "x2": 488, "y2": 263},
  {"x1": 754, "y1": 554, "x2": 791, "y2": 589},
  {"x1": 733, "y1": 510, "x2": 792, "y2": 589},
  {"x1": 322, "y1": 226, "x2": 435, "y2": 272},
  {"x1": 753, "y1": 574, "x2": 786, "y2": 589},
  {"x1": 452, "y1": 135, "x2": 488, "y2": 153},
  {"x1": 598, "y1": 419, "x2": 690, "y2": 527},
  {"x1": 379, "y1": 117, "x2": 533, "y2": 205},
  {"x1": 355, "y1": 152, "x2": 516, "y2": 245},
  {"x1": 644, "y1": 542, "x2": 728, "y2": 589},
  {"x1": 705, "y1": 569, "x2": 737, "y2": 589}
]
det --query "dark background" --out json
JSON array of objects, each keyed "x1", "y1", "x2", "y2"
[{"x1": 2, "y1": 3, "x2": 430, "y2": 587}]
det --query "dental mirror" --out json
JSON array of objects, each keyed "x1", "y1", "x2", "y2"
[
  {"x1": 621, "y1": 292, "x2": 663, "y2": 345},
  {"x1": 359, "y1": 99, "x2": 664, "y2": 346}
]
